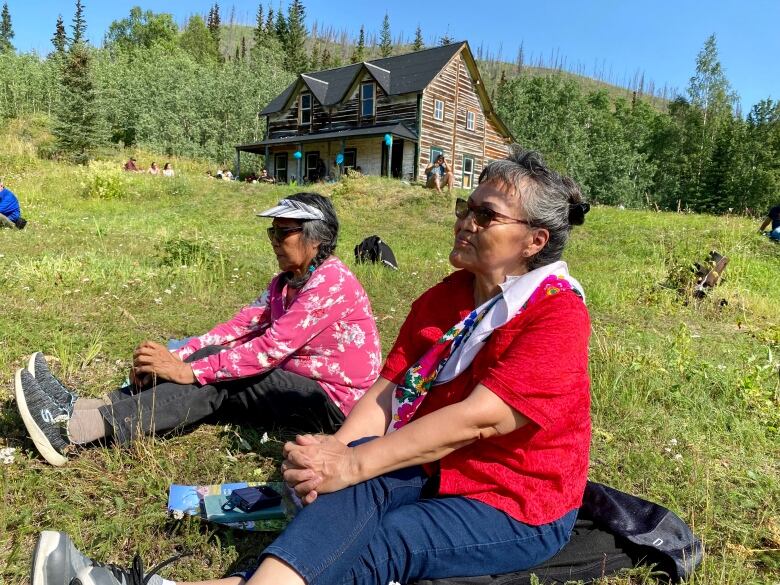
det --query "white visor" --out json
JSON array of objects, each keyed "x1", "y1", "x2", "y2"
[{"x1": 256, "y1": 198, "x2": 325, "y2": 221}]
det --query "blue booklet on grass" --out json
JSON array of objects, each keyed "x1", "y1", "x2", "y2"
[{"x1": 167, "y1": 481, "x2": 293, "y2": 532}]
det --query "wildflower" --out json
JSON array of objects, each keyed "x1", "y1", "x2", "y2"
[
  {"x1": 669, "y1": 438, "x2": 678, "y2": 446},
  {"x1": 674, "y1": 453, "x2": 683, "y2": 462},
  {"x1": 154, "y1": 297, "x2": 162, "y2": 304},
  {"x1": 172, "y1": 509, "x2": 185, "y2": 520},
  {"x1": 164, "y1": 289, "x2": 172, "y2": 294},
  {"x1": 0, "y1": 447, "x2": 16, "y2": 464},
  {"x1": 260, "y1": 432, "x2": 270, "y2": 444}
]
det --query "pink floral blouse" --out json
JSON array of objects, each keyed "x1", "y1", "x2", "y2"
[{"x1": 173, "y1": 256, "x2": 382, "y2": 415}]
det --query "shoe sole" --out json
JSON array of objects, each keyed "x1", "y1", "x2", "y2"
[
  {"x1": 31, "y1": 531, "x2": 65, "y2": 585},
  {"x1": 14, "y1": 369, "x2": 67, "y2": 467},
  {"x1": 27, "y1": 352, "x2": 41, "y2": 378}
]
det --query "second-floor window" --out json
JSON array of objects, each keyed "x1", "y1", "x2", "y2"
[
  {"x1": 466, "y1": 110, "x2": 476, "y2": 131},
  {"x1": 361, "y1": 83, "x2": 375, "y2": 118},
  {"x1": 300, "y1": 93, "x2": 312, "y2": 125},
  {"x1": 434, "y1": 99, "x2": 444, "y2": 121}
]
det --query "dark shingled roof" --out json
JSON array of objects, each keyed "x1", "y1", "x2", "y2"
[{"x1": 260, "y1": 42, "x2": 465, "y2": 115}]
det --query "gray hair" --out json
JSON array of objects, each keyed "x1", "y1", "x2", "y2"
[
  {"x1": 284, "y1": 192, "x2": 340, "y2": 288},
  {"x1": 478, "y1": 146, "x2": 587, "y2": 270}
]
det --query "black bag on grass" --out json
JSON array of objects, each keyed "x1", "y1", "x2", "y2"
[
  {"x1": 354, "y1": 235, "x2": 399, "y2": 270},
  {"x1": 417, "y1": 482, "x2": 702, "y2": 585}
]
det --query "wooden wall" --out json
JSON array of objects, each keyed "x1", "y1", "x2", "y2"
[{"x1": 418, "y1": 53, "x2": 511, "y2": 187}]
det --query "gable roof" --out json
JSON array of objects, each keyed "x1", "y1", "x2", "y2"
[{"x1": 260, "y1": 42, "x2": 465, "y2": 115}]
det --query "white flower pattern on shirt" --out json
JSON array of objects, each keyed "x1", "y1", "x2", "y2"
[{"x1": 175, "y1": 257, "x2": 382, "y2": 415}]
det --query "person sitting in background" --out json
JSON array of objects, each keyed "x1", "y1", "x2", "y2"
[
  {"x1": 223, "y1": 169, "x2": 234, "y2": 181},
  {"x1": 206, "y1": 170, "x2": 214, "y2": 179},
  {"x1": 758, "y1": 203, "x2": 780, "y2": 241},
  {"x1": 148, "y1": 162, "x2": 160, "y2": 176},
  {"x1": 260, "y1": 169, "x2": 275, "y2": 184},
  {"x1": 123, "y1": 158, "x2": 140, "y2": 172},
  {"x1": 425, "y1": 154, "x2": 455, "y2": 193},
  {"x1": 0, "y1": 181, "x2": 27, "y2": 229},
  {"x1": 162, "y1": 162, "x2": 175, "y2": 178},
  {"x1": 30, "y1": 149, "x2": 593, "y2": 585},
  {"x1": 14, "y1": 193, "x2": 382, "y2": 467}
]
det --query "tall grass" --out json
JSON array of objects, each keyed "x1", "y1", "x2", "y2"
[{"x1": 0, "y1": 126, "x2": 778, "y2": 583}]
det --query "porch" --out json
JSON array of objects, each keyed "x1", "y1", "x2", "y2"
[{"x1": 235, "y1": 123, "x2": 418, "y2": 184}]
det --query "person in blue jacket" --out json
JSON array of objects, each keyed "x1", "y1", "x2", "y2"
[{"x1": 0, "y1": 181, "x2": 26, "y2": 229}]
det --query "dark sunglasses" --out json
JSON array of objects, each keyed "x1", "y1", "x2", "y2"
[
  {"x1": 266, "y1": 225, "x2": 303, "y2": 242},
  {"x1": 455, "y1": 198, "x2": 531, "y2": 228}
]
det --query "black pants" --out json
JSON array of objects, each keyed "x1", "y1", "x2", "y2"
[{"x1": 98, "y1": 346, "x2": 345, "y2": 444}]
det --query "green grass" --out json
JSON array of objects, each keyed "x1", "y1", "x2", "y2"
[{"x1": 0, "y1": 135, "x2": 778, "y2": 584}]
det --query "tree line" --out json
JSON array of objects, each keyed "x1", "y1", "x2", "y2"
[{"x1": 0, "y1": 1, "x2": 777, "y2": 213}]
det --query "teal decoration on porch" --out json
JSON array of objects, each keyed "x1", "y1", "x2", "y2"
[
  {"x1": 293, "y1": 150, "x2": 302, "y2": 159},
  {"x1": 384, "y1": 134, "x2": 393, "y2": 146},
  {"x1": 335, "y1": 153, "x2": 344, "y2": 165}
]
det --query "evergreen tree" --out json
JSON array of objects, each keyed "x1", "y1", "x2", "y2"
[
  {"x1": 275, "y1": 5, "x2": 287, "y2": 46},
  {"x1": 412, "y1": 25, "x2": 423, "y2": 52},
  {"x1": 241, "y1": 35, "x2": 247, "y2": 60},
  {"x1": 351, "y1": 25, "x2": 365, "y2": 63},
  {"x1": 321, "y1": 46, "x2": 332, "y2": 68},
  {"x1": 285, "y1": 0, "x2": 308, "y2": 73},
  {"x1": 71, "y1": 0, "x2": 86, "y2": 45},
  {"x1": 0, "y1": 2, "x2": 14, "y2": 53},
  {"x1": 439, "y1": 30, "x2": 453, "y2": 46},
  {"x1": 51, "y1": 15, "x2": 67, "y2": 55},
  {"x1": 265, "y1": 6, "x2": 275, "y2": 36},
  {"x1": 379, "y1": 13, "x2": 392, "y2": 57},
  {"x1": 253, "y1": 3, "x2": 265, "y2": 46},
  {"x1": 207, "y1": 3, "x2": 221, "y2": 54},
  {"x1": 310, "y1": 42, "x2": 320, "y2": 70},
  {"x1": 54, "y1": 4, "x2": 103, "y2": 164}
]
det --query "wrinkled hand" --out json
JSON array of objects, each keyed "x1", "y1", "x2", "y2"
[
  {"x1": 282, "y1": 434, "x2": 358, "y2": 505},
  {"x1": 133, "y1": 341, "x2": 196, "y2": 385}
]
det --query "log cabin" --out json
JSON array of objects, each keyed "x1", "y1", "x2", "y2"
[{"x1": 236, "y1": 41, "x2": 513, "y2": 188}]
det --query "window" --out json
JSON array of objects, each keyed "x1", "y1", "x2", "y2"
[
  {"x1": 361, "y1": 83, "x2": 375, "y2": 118},
  {"x1": 466, "y1": 110, "x2": 476, "y2": 131},
  {"x1": 434, "y1": 99, "x2": 444, "y2": 121},
  {"x1": 299, "y1": 93, "x2": 312, "y2": 125},
  {"x1": 274, "y1": 153, "x2": 288, "y2": 183},
  {"x1": 342, "y1": 148, "x2": 357, "y2": 171},
  {"x1": 305, "y1": 151, "x2": 320, "y2": 182},
  {"x1": 462, "y1": 155, "x2": 475, "y2": 188}
]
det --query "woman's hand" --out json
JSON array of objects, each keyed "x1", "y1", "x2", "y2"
[
  {"x1": 133, "y1": 341, "x2": 196, "y2": 385},
  {"x1": 282, "y1": 434, "x2": 359, "y2": 504}
]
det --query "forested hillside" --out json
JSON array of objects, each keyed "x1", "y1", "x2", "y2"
[{"x1": 0, "y1": 1, "x2": 778, "y2": 213}]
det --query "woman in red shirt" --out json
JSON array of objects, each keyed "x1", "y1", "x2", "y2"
[{"x1": 30, "y1": 148, "x2": 591, "y2": 585}]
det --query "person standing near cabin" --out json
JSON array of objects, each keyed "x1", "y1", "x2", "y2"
[
  {"x1": 0, "y1": 180, "x2": 27, "y2": 229},
  {"x1": 425, "y1": 154, "x2": 455, "y2": 193},
  {"x1": 758, "y1": 203, "x2": 780, "y2": 241}
]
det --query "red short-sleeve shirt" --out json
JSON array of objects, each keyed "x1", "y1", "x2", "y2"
[{"x1": 381, "y1": 270, "x2": 591, "y2": 525}]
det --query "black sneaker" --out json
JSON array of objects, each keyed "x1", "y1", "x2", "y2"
[
  {"x1": 27, "y1": 353, "x2": 78, "y2": 414},
  {"x1": 31, "y1": 531, "x2": 94, "y2": 585},
  {"x1": 14, "y1": 369, "x2": 71, "y2": 466},
  {"x1": 73, "y1": 551, "x2": 190, "y2": 585},
  {"x1": 14, "y1": 217, "x2": 27, "y2": 229}
]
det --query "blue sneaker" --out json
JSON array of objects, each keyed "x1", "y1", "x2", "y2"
[{"x1": 14, "y1": 369, "x2": 71, "y2": 466}]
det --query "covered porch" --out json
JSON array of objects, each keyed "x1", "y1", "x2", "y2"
[{"x1": 235, "y1": 123, "x2": 418, "y2": 184}]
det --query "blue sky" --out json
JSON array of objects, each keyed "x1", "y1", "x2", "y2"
[{"x1": 6, "y1": 0, "x2": 780, "y2": 110}]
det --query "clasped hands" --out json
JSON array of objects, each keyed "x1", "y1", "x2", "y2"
[
  {"x1": 282, "y1": 434, "x2": 360, "y2": 505},
  {"x1": 130, "y1": 340, "x2": 196, "y2": 387}
]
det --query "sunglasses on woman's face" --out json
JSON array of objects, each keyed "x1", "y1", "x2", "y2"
[
  {"x1": 267, "y1": 225, "x2": 303, "y2": 242},
  {"x1": 455, "y1": 198, "x2": 531, "y2": 228}
]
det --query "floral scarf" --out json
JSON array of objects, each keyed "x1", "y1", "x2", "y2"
[{"x1": 387, "y1": 271, "x2": 580, "y2": 433}]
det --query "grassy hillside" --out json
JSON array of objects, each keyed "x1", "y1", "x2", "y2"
[{"x1": 0, "y1": 132, "x2": 778, "y2": 583}]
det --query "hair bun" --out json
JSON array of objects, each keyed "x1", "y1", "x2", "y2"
[{"x1": 568, "y1": 202, "x2": 590, "y2": 226}]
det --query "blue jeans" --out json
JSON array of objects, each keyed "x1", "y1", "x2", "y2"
[{"x1": 250, "y1": 440, "x2": 577, "y2": 585}]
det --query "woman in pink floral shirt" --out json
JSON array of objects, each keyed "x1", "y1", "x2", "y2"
[{"x1": 15, "y1": 193, "x2": 382, "y2": 466}]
